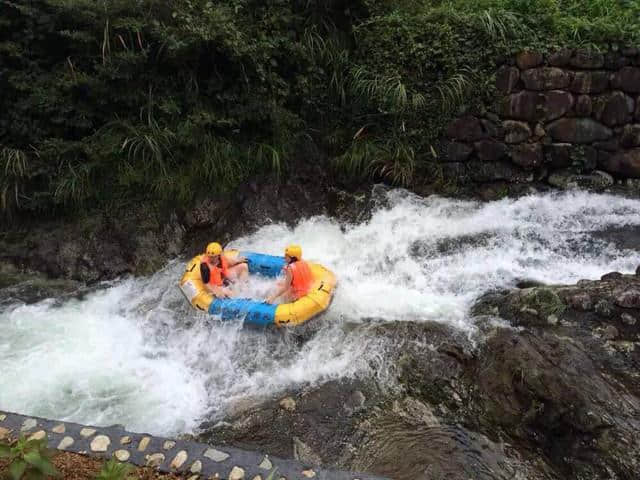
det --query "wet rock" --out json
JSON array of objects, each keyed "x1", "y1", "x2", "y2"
[
  {"x1": 636, "y1": 96, "x2": 640, "y2": 121},
  {"x1": 601, "y1": 324, "x2": 619, "y2": 340},
  {"x1": 596, "y1": 91, "x2": 634, "y2": 126},
  {"x1": 594, "y1": 299, "x2": 614, "y2": 317},
  {"x1": 568, "y1": 292, "x2": 594, "y2": 311},
  {"x1": 444, "y1": 142, "x2": 473, "y2": 162},
  {"x1": 501, "y1": 91, "x2": 543, "y2": 121},
  {"x1": 548, "y1": 49, "x2": 572, "y2": 67},
  {"x1": 615, "y1": 289, "x2": 640, "y2": 308},
  {"x1": 547, "y1": 118, "x2": 612, "y2": 143},
  {"x1": 52, "y1": 424, "x2": 65, "y2": 434},
  {"x1": 466, "y1": 161, "x2": 534, "y2": 183},
  {"x1": 496, "y1": 66, "x2": 520, "y2": 94},
  {"x1": 623, "y1": 47, "x2": 640, "y2": 57},
  {"x1": 0, "y1": 428, "x2": 10, "y2": 441},
  {"x1": 521, "y1": 67, "x2": 569, "y2": 90},
  {"x1": 446, "y1": 116, "x2": 486, "y2": 141},
  {"x1": 611, "y1": 67, "x2": 640, "y2": 93},
  {"x1": 601, "y1": 272, "x2": 623, "y2": 281},
  {"x1": 120, "y1": 436, "x2": 131, "y2": 445},
  {"x1": 480, "y1": 118, "x2": 503, "y2": 139},
  {"x1": 547, "y1": 170, "x2": 613, "y2": 191},
  {"x1": 604, "y1": 51, "x2": 629, "y2": 70},
  {"x1": 345, "y1": 390, "x2": 366, "y2": 416},
  {"x1": 28, "y1": 430, "x2": 46, "y2": 441},
  {"x1": 545, "y1": 143, "x2": 573, "y2": 169},
  {"x1": 510, "y1": 143, "x2": 543, "y2": 169},
  {"x1": 621, "y1": 124, "x2": 640, "y2": 148},
  {"x1": 516, "y1": 50, "x2": 543, "y2": 69},
  {"x1": 570, "y1": 49, "x2": 605, "y2": 69},
  {"x1": 543, "y1": 90, "x2": 574, "y2": 121},
  {"x1": 575, "y1": 95, "x2": 593, "y2": 116},
  {"x1": 163, "y1": 440, "x2": 176, "y2": 450},
  {"x1": 474, "y1": 140, "x2": 508, "y2": 161},
  {"x1": 503, "y1": 121, "x2": 531, "y2": 143},
  {"x1": 599, "y1": 149, "x2": 640, "y2": 178},
  {"x1": 533, "y1": 123, "x2": 545, "y2": 138},
  {"x1": 570, "y1": 71, "x2": 609, "y2": 94},
  {"x1": 293, "y1": 437, "x2": 322, "y2": 466},
  {"x1": 621, "y1": 313, "x2": 637, "y2": 325},
  {"x1": 594, "y1": 138, "x2": 620, "y2": 152},
  {"x1": 301, "y1": 469, "x2": 316, "y2": 478},
  {"x1": 279, "y1": 397, "x2": 296, "y2": 412}
]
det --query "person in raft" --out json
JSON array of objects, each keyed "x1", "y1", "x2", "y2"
[
  {"x1": 201, "y1": 242, "x2": 248, "y2": 298},
  {"x1": 266, "y1": 244, "x2": 313, "y2": 304}
]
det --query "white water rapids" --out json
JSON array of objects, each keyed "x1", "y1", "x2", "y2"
[{"x1": 1, "y1": 189, "x2": 640, "y2": 436}]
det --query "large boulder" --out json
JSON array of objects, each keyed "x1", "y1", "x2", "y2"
[
  {"x1": 496, "y1": 66, "x2": 520, "y2": 94},
  {"x1": 611, "y1": 67, "x2": 640, "y2": 93},
  {"x1": 547, "y1": 118, "x2": 612, "y2": 143},
  {"x1": 446, "y1": 116, "x2": 486, "y2": 141},
  {"x1": 543, "y1": 90, "x2": 574, "y2": 121},
  {"x1": 503, "y1": 120, "x2": 531, "y2": 143},
  {"x1": 594, "y1": 91, "x2": 634, "y2": 126},
  {"x1": 604, "y1": 51, "x2": 629, "y2": 70},
  {"x1": 510, "y1": 143, "x2": 543, "y2": 169},
  {"x1": 516, "y1": 50, "x2": 543, "y2": 70},
  {"x1": 443, "y1": 141, "x2": 473, "y2": 162},
  {"x1": 569, "y1": 71, "x2": 609, "y2": 94},
  {"x1": 465, "y1": 161, "x2": 534, "y2": 183},
  {"x1": 521, "y1": 67, "x2": 570, "y2": 90},
  {"x1": 548, "y1": 49, "x2": 572, "y2": 67},
  {"x1": 575, "y1": 95, "x2": 593, "y2": 116},
  {"x1": 598, "y1": 149, "x2": 640, "y2": 178},
  {"x1": 474, "y1": 140, "x2": 508, "y2": 162},
  {"x1": 621, "y1": 124, "x2": 640, "y2": 148},
  {"x1": 545, "y1": 143, "x2": 573, "y2": 169},
  {"x1": 570, "y1": 49, "x2": 605, "y2": 69},
  {"x1": 501, "y1": 91, "x2": 543, "y2": 121},
  {"x1": 547, "y1": 169, "x2": 613, "y2": 190}
]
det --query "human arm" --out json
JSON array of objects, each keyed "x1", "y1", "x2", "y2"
[{"x1": 266, "y1": 268, "x2": 292, "y2": 304}]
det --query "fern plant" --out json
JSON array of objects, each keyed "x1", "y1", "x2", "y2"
[{"x1": 0, "y1": 434, "x2": 59, "y2": 480}]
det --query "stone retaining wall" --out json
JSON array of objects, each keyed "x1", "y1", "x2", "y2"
[
  {"x1": 441, "y1": 47, "x2": 640, "y2": 190},
  {"x1": 0, "y1": 411, "x2": 386, "y2": 480}
]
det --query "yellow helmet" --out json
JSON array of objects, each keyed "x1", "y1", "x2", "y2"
[
  {"x1": 284, "y1": 244, "x2": 302, "y2": 260},
  {"x1": 205, "y1": 242, "x2": 222, "y2": 256}
]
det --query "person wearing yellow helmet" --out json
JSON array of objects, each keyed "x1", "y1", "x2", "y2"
[
  {"x1": 201, "y1": 242, "x2": 248, "y2": 298},
  {"x1": 266, "y1": 244, "x2": 313, "y2": 304}
]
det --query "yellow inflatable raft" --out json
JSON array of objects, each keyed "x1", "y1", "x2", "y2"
[{"x1": 179, "y1": 250, "x2": 336, "y2": 327}]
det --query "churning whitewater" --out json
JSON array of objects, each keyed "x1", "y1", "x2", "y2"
[{"x1": 2, "y1": 189, "x2": 640, "y2": 436}]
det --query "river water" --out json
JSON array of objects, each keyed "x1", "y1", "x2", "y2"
[{"x1": 1, "y1": 189, "x2": 640, "y2": 436}]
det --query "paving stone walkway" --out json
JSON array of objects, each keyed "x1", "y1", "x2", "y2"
[{"x1": 0, "y1": 411, "x2": 386, "y2": 480}]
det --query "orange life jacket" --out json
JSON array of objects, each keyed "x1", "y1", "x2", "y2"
[
  {"x1": 201, "y1": 255, "x2": 229, "y2": 287},
  {"x1": 285, "y1": 260, "x2": 313, "y2": 300}
]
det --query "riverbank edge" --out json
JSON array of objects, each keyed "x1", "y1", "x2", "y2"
[{"x1": 0, "y1": 410, "x2": 387, "y2": 480}]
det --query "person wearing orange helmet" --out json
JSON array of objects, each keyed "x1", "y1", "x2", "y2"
[
  {"x1": 201, "y1": 242, "x2": 248, "y2": 298},
  {"x1": 266, "y1": 244, "x2": 313, "y2": 304}
]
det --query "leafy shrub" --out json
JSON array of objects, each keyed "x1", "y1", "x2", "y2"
[{"x1": 0, "y1": 434, "x2": 59, "y2": 480}]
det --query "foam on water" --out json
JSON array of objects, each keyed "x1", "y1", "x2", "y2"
[{"x1": 1, "y1": 189, "x2": 640, "y2": 435}]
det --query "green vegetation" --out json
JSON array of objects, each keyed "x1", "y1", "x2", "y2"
[
  {"x1": 0, "y1": 434, "x2": 59, "y2": 480},
  {"x1": 94, "y1": 459, "x2": 134, "y2": 480},
  {"x1": 1, "y1": 0, "x2": 639, "y2": 219}
]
